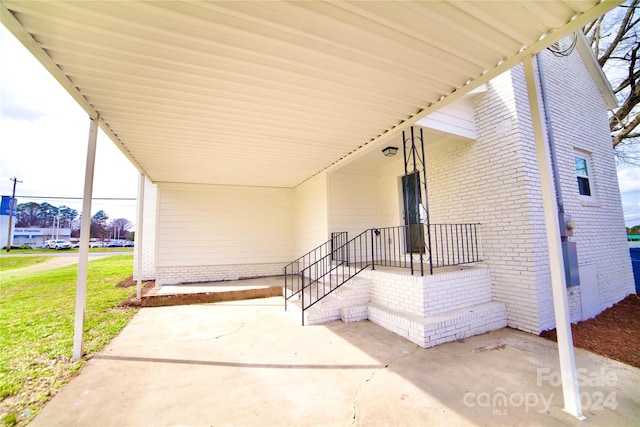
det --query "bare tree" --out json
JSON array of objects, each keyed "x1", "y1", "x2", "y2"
[
  {"x1": 585, "y1": 0, "x2": 640, "y2": 163},
  {"x1": 91, "y1": 210, "x2": 110, "y2": 239},
  {"x1": 109, "y1": 218, "x2": 133, "y2": 240}
]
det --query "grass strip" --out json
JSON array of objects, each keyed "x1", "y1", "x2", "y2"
[
  {"x1": 2, "y1": 247, "x2": 134, "y2": 255},
  {"x1": 0, "y1": 255, "x2": 137, "y2": 426}
]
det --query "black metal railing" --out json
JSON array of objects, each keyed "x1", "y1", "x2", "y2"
[
  {"x1": 299, "y1": 228, "x2": 371, "y2": 324},
  {"x1": 290, "y1": 224, "x2": 482, "y2": 324},
  {"x1": 283, "y1": 232, "x2": 347, "y2": 310},
  {"x1": 431, "y1": 223, "x2": 481, "y2": 268},
  {"x1": 370, "y1": 225, "x2": 430, "y2": 275},
  {"x1": 370, "y1": 223, "x2": 482, "y2": 272}
]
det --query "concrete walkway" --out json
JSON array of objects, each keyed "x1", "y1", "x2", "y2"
[
  {"x1": 32, "y1": 297, "x2": 639, "y2": 426},
  {"x1": 1, "y1": 252, "x2": 126, "y2": 276}
]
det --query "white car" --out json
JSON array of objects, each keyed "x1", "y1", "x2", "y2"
[
  {"x1": 89, "y1": 241, "x2": 104, "y2": 248},
  {"x1": 48, "y1": 239, "x2": 72, "y2": 250}
]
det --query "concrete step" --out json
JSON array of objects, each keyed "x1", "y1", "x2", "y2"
[
  {"x1": 286, "y1": 294, "x2": 341, "y2": 325},
  {"x1": 340, "y1": 305, "x2": 368, "y2": 323},
  {"x1": 142, "y1": 286, "x2": 282, "y2": 307},
  {"x1": 368, "y1": 302, "x2": 507, "y2": 348},
  {"x1": 290, "y1": 276, "x2": 372, "y2": 325},
  {"x1": 334, "y1": 278, "x2": 369, "y2": 301}
]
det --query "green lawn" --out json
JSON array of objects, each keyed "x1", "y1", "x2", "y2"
[
  {"x1": 4, "y1": 247, "x2": 134, "y2": 255},
  {"x1": 0, "y1": 255, "x2": 138, "y2": 426}
]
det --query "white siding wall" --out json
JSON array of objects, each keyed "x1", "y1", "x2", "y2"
[
  {"x1": 378, "y1": 156, "x2": 405, "y2": 228},
  {"x1": 534, "y1": 49, "x2": 634, "y2": 327},
  {"x1": 415, "y1": 99, "x2": 478, "y2": 140},
  {"x1": 154, "y1": 182, "x2": 294, "y2": 284},
  {"x1": 293, "y1": 173, "x2": 329, "y2": 255},
  {"x1": 328, "y1": 170, "x2": 382, "y2": 237},
  {"x1": 133, "y1": 176, "x2": 157, "y2": 281}
]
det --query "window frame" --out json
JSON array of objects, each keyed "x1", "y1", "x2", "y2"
[{"x1": 573, "y1": 150, "x2": 596, "y2": 203}]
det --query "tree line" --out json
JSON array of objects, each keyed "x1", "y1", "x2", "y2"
[{"x1": 15, "y1": 202, "x2": 133, "y2": 240}]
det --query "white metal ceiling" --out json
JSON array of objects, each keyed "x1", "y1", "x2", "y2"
[{"x1": 1, "y1": 1, "x2": 618, "y2": 188}]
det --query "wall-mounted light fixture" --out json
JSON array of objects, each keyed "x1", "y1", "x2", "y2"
[{"x1": 382, "y1": 146, "x2": 398, "y2": 157}]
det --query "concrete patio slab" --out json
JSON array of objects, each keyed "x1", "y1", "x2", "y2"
[
  {"x1": 151, "y1": 276, "x2": 285, "y2": 295},
  {"x1": 32, "y1": 297, "x2": 639, "y2": 426},
  {"x1": 142, "y1": 276, "x2": 284, "y2": 307}
]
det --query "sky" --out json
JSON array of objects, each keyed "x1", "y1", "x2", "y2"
[
  {"x1": 1, "y1": 25, "x2": 640, "y2": 229},
  {"x1": 0, "y1": 26, "x2": 139, "y2": 227}
]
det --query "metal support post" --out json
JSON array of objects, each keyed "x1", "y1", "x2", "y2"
[
  {"x1": 73, "y1": 118, "x2": 98, "y2": 361},
  {"x1": 523, "y1": 55, "x2": 583, "y2": 420},
  {"x1": 135, "y1": 173, "x2": 145, "y2": 299}
]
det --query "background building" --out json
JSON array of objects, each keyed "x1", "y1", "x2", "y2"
[{"x1": 12, "y1": 227, "x2": 72, "y2": 248}]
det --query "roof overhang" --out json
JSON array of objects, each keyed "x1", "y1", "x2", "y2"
[
  {"x1": 574, "y1": 30, "x2": 619, "y2": 110},
  {"x1": 1, "y1": 1, "x2": 621, "y2": 188}
]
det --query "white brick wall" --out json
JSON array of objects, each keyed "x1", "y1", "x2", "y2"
[
  {"x1": 419, "y1": 47, "x2": 634, "y2": 333},
  {"x1": 361, "y1": 267, "x2": 492, "y2": 317},
  {"x1": 133, "y1": 176, "x2": 157, "y2": 281},
  {"x1": 156, "y1": 262, "x2": 286, "y2": 286},
  {"x1": 304, "y1": 267, "x2": 506, "y2": 348},
  {"x1": 368, "y1": 302, "x2": 507, "y2": 348},
  {"x1": 533, "y1": 49, "x2": 634, "y2": 325},
  {"x1": 426, "y1": 68, "x2": 546, "y2": 333},
  {"x1": 364, "y1": 270, "x2": 424, "y2": 316}
]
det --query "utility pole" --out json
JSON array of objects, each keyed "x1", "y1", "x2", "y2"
[{"x1": 5, "y1": 177, "x2": 22, "y2": 252}]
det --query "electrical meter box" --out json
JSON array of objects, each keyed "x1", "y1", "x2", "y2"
[{"x1": 562, "y1": 240, "x2": 580, "y2": 287}]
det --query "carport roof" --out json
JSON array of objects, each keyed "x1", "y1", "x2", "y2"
[{"x1": 1, "y1": 1, "x2": 619, "y2": 188}]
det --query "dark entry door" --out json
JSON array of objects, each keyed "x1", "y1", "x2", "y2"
[{"x1": 401, "y1": 172, "x2": 425, "y2": 253}]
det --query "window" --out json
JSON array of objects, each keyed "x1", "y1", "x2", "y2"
[{"x1": 574, "y1": 152, "x2": 593, "y2": 198}]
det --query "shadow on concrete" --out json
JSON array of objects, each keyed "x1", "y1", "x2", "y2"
[
  {"x1": 31, "y1": 296, "x2": 640, "y2": 427},
  {"x1": 94, "y1": 354, "x2": 384, "y2": 370}
]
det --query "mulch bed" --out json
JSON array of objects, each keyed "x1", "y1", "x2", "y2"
[
  {"x1": 116, "y1": 276, "x2": 156, "y2": 308},
  {"x1": 540, "y1": 293, "x2": 640, "y2": 368}
]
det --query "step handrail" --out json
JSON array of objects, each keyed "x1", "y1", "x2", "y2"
[
  {"x1": 299, "y1": 228, "x2": 372, "y2": 324},
  {"x1": 290, "y1": 223, "x2": 483, "y2": 324},
  {"x1": 283, "y1": 232, "x2": 347, "y2": 310}
]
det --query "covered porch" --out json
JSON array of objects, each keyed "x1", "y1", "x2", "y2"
[{"x1": 1, "y1": 1, "x2": 621, "y2": 420}]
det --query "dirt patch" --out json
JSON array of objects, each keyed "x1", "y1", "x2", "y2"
[
  {"x1": 116, "y1": 276, "x2": 156, "y2": 308},
  {"x1": 540, "y1": 293, "x2": 640, "y2": 368}
]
